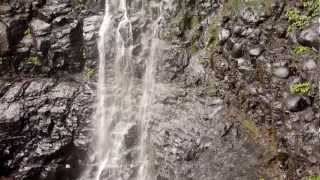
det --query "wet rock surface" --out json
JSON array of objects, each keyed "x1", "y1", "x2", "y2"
[
  {"x1": 0, "y1": 0, "x2": 320, "y2": 180},
  {"x1": 0, "y1": 78, "x2": 95, "y2": 180}
]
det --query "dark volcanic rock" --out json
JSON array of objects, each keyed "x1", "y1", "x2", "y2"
[
  {"x1": 0, "y1": 78, "x2": 95, "y2": 180},
  {"x1": 30, "y1": 19, "x2": 51, "y2": 36},
  {"x1": 0, "y1": 0, "x2": 320, "y2": 179},
  {"x1": 286, "y1": 95, "x2": 309, "y2": 112},
  {"x1": 231, "y1": 42, "x2": 244, "y2": 58},
  {"x1": 0, "y1": 21, "x2": 9, "y2": 55},
  {"x1": 298, "y1": 23, "x2": 320, "y2": 51}
]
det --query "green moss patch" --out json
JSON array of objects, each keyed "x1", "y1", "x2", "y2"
[
  {"x1": 293, "y1": 46, "x2": 312, "y2": 55},
  {"x1": 242, "y1": 119, "x2": 261, "y2": 139},
  {"x1": 24, "y1": 27, "x2": 32, "y2": 36},
  {"x1": 290, "y1": 82, "x2": 311, "y2": 95},
  {"x1": 84, "y1": 67, "x2": 95, "y2": 80},
  {"x1": 206, "y1": 22, "x2": 219, "y2": 49},
  {"x1": 26, "y1": 56, "x2": 41, "y2": 66},
  {"x1": 286, "y1": 0, "x2": 320, "y2": 32},
  {"x1": 303, "y1": 176, "x2": 320, "y2": 180}
]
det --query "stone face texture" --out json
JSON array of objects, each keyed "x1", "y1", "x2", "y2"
[
  {"x1": 0, "y1": 21, "x2": 9, "y2": 55},
  {"x1": 0, "y1": 0, "x2": 319, "y2": 180}
]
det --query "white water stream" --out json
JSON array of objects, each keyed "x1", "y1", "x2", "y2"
[{"x1": 81, "y1": 0, "x2": 166, "y2": 179}]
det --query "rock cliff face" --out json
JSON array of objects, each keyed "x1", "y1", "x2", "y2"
[{"x1": 0, "y1": 0, "x2": 319, "y2": 180}]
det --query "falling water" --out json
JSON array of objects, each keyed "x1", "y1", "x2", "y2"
[
  {"x1": 137, "y1": 8, "x2": 164, "y2": 180},
  {"x1": 82, "y1": 0, "x2": 166, "y2": 179}
]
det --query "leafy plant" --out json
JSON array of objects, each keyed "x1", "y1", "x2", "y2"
[
  {"x1": 84, "y1": 67, "x2": 95, "y2": 80},
  {"x1": 26, "y1": 56, "x2": 41, "y2": 66},
  {"x1": 290, "y1": 82, "x2": 311, "y2": 95},
  {"x1": 24, "y1": 27, "x2": 32, "y2": 36},
  {"x1": 286, "y1": 9, "x2": 310, "y2": 32},
  {"x1": 302, "y1": 0, "x2": 320, "y2": 17},
  {"x1": 293, "y1": 46, "x2": 312, "y2": 55},
  {"x1": 286, "y1": 0, "x2": 320, "y2": 32}
]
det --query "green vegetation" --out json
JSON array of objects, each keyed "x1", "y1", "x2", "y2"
[
  {"x1": 76, "y1": 0, "x2": 86, "y2": 5},
  {"x1": 84, "y1": 67, "x2": 95, "y2": 80},
  {"x1": 242, "y1": 119, "x2": 261, "y2": 139},
  {"x1": 303, "y1": 176, "x2": 320, "y2": 180},
  {"x1": 190, "y1": 30, "x2": 201, "y2": 54},
  {"x1": 302, "y1": 0, "x2": 320, "y2": 17},
  {"x1": 286, "y1": 0, "x2": 320, "y2": 32},
  {"x1": 206, "y1": 22, "x2": 219, "y2": 49},
  {"x1": 290, "y1": 82, "x2": 311, "y2": 95},
  {"x1": 191, "y1": 16, "x2": 200, "y2": 29},
  {"x1": 286, "y1": 9, "x2": 311, "y2": 32},
  {"x1": 293, "y1": 46, "x2": 312, "y2": 55},
  {"x1": 74, "y1": 0, "x2": 87, "y2": 9},
  {"x1": 0, "y1": 57, "x2": 5, "y2": 65},
  {"x1": 180, "y1": 13, "x2": 200, "y2": 30},
  {"x1": 191, "y1": 43, "x2": 198, "y2": 54},
  {"x1": 221, "y1": 0, "x2": 242, "y2": 17},
  {"x1": 24, "y1": 27, "x2": 32, "y2": 36},
  {"x1": 197, "y1": 58, "x2": 207, "y2": 65},
  {"x1": 26, "y1": 56, "x2": 41, "y2": 66}
]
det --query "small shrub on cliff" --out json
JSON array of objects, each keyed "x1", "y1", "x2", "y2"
[
  {"x1": 290, "y1": 82, "x2": 311, "y2": 95},
  {"x1": 293, "y1": 46, "x2": 312, "y2": 55},
  {"x1": 84, "y1": 67, "x2": 95, "y2": 80},
  {"x1": 24, "y1": 27, "x2": 32, "y2": 36},
  {"x1": 26, "y1": 56, "x2": 41, "y2": 66}
]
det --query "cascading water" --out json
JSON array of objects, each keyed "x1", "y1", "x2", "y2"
[{"x1": 81, "y1": 0, "x2": 167, "y2": 179}]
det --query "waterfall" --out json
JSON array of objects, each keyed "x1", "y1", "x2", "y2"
[
  {"x1": 81, "y1": 0, "x2": 166, "y2": 179},
  {"x1": 137, "y1": 8, "x2": 163, "y2": 180}
]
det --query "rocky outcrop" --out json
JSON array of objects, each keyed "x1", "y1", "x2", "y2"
[
  {"x1": 0, "y1": 0, "x2": 319, "y2": 179},
  {"x1": 0, "y1": 0, "x2": 102, "y2": 76},
  {"x1": 0, "y1": 78, "x2": 95, "y2": 179},
  {"x1": 0, "y1": 0, "x2": 100, "y2": 179}
]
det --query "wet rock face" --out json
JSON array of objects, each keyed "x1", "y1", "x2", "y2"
[
  {"x1": 0, "y1": 0, "x2": 102, "y2": 75},
  {"x1": 0, "y1": 0, "x2": 320, "y2": 180},
  {"x1": 0, "y1": 22, "x2": 9, "y2": 55},
  {"x1": 0, "y1": 0, "x2": 101, "y2": 179},
  {"x1": 298, "y1": 23, "x2": 320, "y2": 51},
  {"x1": 0, "y1": 79, "x2": 95, "y2": 180}
]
